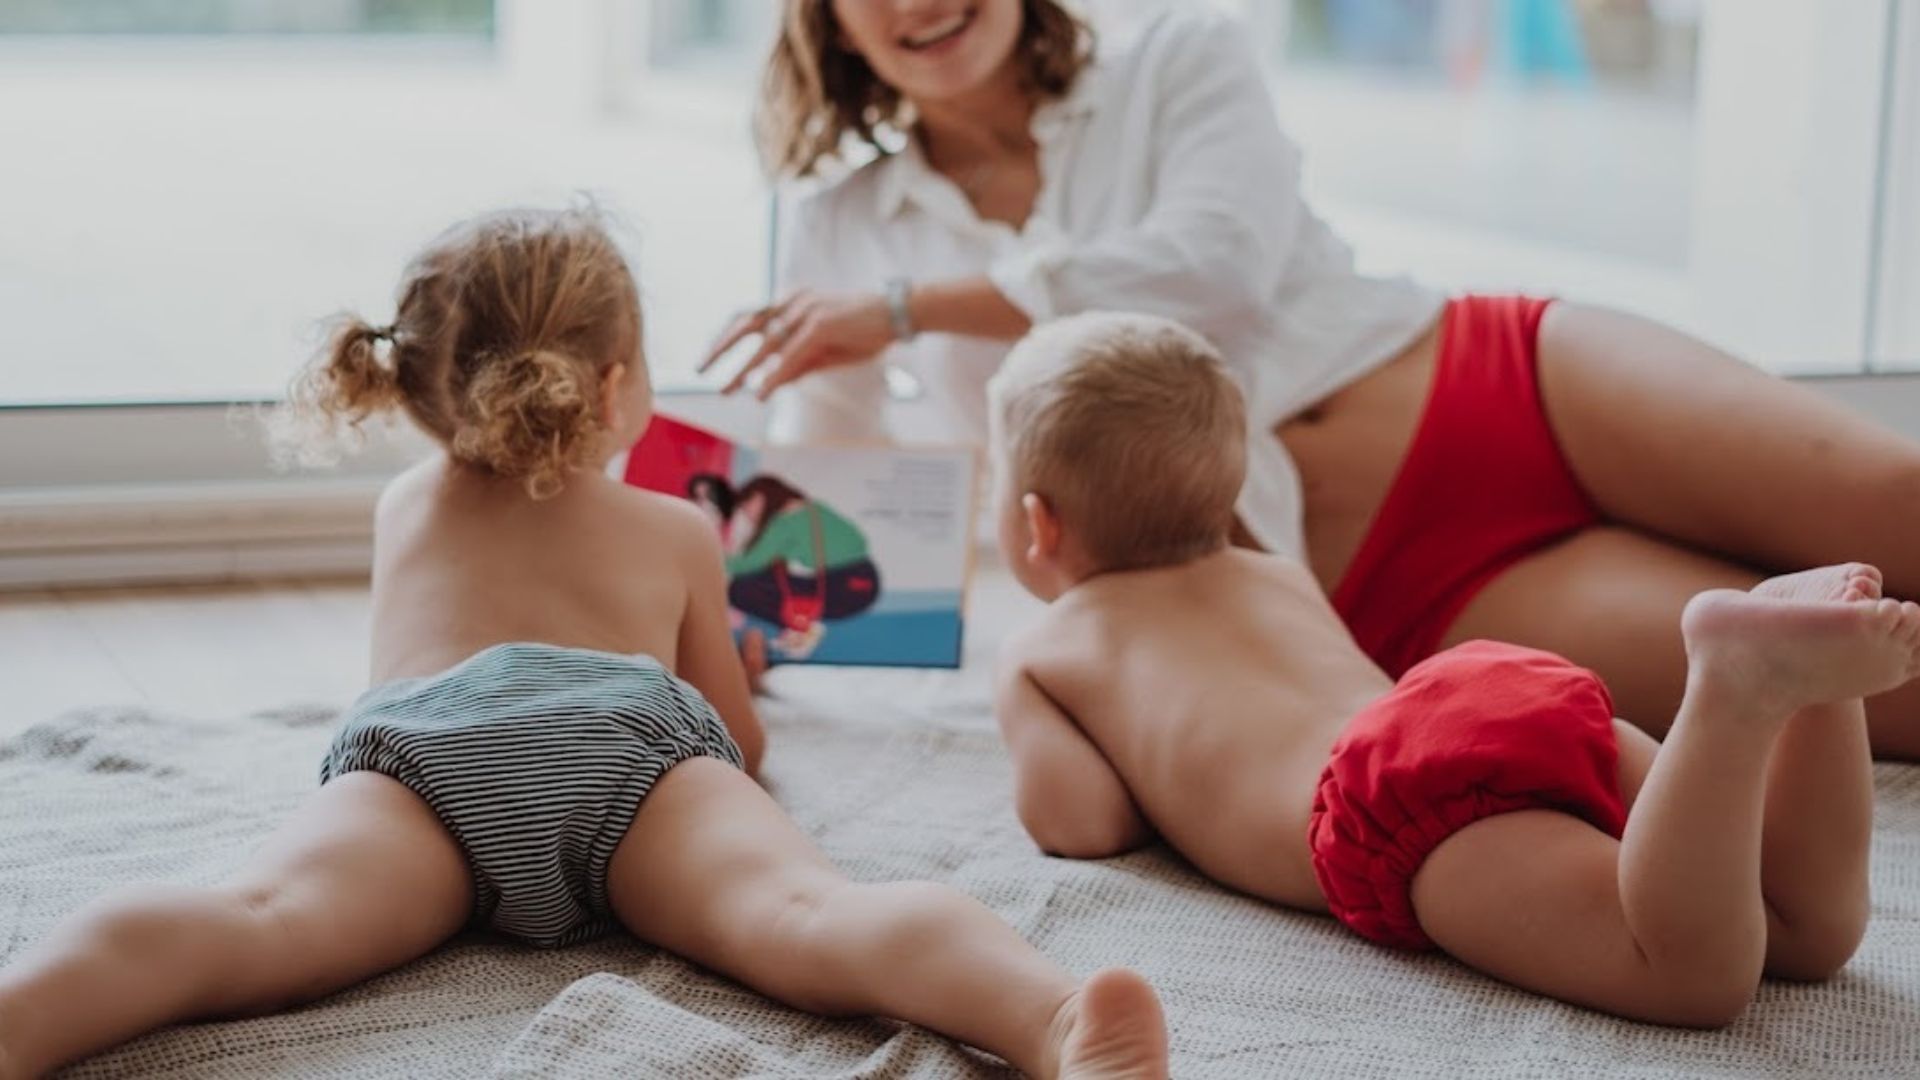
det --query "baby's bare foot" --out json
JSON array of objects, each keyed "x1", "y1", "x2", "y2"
[
  {"x1": 1683, "y1": 580, "x2": 1920, "y2": 714},
  {"x1": 1752, "y1": 563, "x2": 1883, "y2": 604},
  {"x1": 1043, "y1": 969, "x2": 1168, "y2": 1080}
]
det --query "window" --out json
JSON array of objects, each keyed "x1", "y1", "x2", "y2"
[
  {"x1": 1275, "y1": 0, "x2": 1697, "y2": 273},
  {"x1": 1205, "y1": 0, "x2": 1914, "y2": 375},
  {"x1": 1874, "y1": 3, "x2": 1920, "y2": 372},
  {"x1": 643, "y1": 0, "x2": 775, "y2": 78},
  {"x1": 0, "y1": 0, "x2": 493, "y2": 35},
  {"x1": 0, "y1": 0, "x2": 767, "y2": 408},
  {"x1": 2, "y1": 3, "x2": 1914, "y2": 462}
]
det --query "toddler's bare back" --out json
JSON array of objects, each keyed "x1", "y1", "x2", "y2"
[
  {"x1": 368, "y1": 457, "x2": 713, "y2": 685},
  {"x1": 1012, "y1": 549, "x2": 1394, "y2": 908}
]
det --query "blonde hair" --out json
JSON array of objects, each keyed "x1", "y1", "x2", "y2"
[
  {"x1": 990, "y1": 313, "x2": 1247, "y2": 573},
  {"x1": 756, "y1": 0, "x2": 1094, "y2": 178},
  {"x1": 275, "y1": 206, "x2": 641, "y2": 500}
]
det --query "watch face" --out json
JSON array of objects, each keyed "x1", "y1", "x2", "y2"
[{"x1": 887, "y1": 279, "x2": 916, "y2": 341}]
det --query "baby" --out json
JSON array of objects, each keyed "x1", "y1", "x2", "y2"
[
  {"x1": 988, "y1": 311, "x2": 1920, "y2": 1027},
  {"x1": 0, "y1": 209, "x2": 1168, "y2": 1080}
]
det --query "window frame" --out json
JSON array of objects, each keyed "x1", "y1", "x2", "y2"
[
  {"x1": 1872, "y1": 0, "x2": 1920, "y2": 372},
  {"x1": 5, "y1": 0, "x2": 1920, "y2": 589}
]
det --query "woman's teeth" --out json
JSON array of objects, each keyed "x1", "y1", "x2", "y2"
[{"x1": 903, "y1": 13, "x2": 970, "y2": 49}]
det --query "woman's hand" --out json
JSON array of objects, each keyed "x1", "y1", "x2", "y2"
[{"x1": 701, "y1": 289, "x2": 894, "y2": 399}]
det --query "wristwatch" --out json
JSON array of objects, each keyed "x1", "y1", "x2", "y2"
[{"x1": 884, "y1": 277, "x2": 918, "y2": 343}]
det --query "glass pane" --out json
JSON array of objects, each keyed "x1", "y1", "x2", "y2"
[
  {"x1": 1876, "y1": 6, "x2": 1920, "y2": 372},
  {"x1": 644, "y1": 0, "x2": 776, "y2": 77},
  {"x1": 0, "y1": 3, "x2": 767, "y2": 407},
  {"x1": 1279, "y1": 0, "x2": 1700, "y2": 270},
  {"x1": 0, "y1": 0, "x2": 493, "y2": 35}
]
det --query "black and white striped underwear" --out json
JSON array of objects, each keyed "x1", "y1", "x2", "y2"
[{"x1": 320, "y1": 641, "x2": 744, "y2": 947}]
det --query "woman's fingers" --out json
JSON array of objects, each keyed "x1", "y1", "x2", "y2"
[
  {"x1": 701, "y1": 308, "x2": 770, "y2": 373},
  {"x1": 702, "y1": 292, "x2": 810, "y2": 374},
  {"x1": 709, "y1": 291, "x2": 890, "y2": 397},
  {"x1": 753, "y1": 324, "x2": 829, "y2": 400},
  {"x1": 720, "y1": 322, "x2": 796, "y2": 395}
]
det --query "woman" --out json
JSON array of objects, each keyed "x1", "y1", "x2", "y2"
[
  {"x1": 704, "y1": 0, "x2": 1920, "y2": 758},
  {"x1": 726, "y1": 475, "x2": 882, "y2": 657}
]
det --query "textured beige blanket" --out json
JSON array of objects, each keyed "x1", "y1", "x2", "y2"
[{"x1": 5, "y1": 573, "x2": 1918, "y2": 1077}]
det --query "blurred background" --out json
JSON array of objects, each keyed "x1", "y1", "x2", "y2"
[{"x1": 0, "y1": 0, "x2": 1913, "y2": 412}]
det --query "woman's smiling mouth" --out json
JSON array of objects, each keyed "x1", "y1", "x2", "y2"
[{"x1": 900, "y1": 8, "x2": 975, "y2": 52}]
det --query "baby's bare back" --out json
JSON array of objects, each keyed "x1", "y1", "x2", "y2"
[
  {"x1": 367, "y1": 458, "x2": 704, "y2": 685},
  {"x1": 1026, "y1": 550, "x2": 1394, "y2": 908}
]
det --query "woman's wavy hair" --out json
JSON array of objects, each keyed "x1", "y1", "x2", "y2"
[
  {"x1": 756, "y1": 0, "x2": 1094, "y2": 178},
  {"x1": 273, "y1": 206, "x2": 642, "y2": 500},
  {"x1": 735, "y1": 474, "x2": 809, "y2": 555}
]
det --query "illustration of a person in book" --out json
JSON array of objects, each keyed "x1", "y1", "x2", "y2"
[
  {"x1": 724, "y1": 475, "x2": 882, "y2": 660},
  {"x1": 686, "y1": 472, "x2": 736, "y2": 541}
]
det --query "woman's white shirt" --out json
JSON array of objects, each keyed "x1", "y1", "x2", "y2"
[{"x1": 770, "y1": 7, "x2": 1443, "y2": 559}]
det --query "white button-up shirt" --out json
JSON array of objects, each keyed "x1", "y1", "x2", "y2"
[{"x1": 769, "y1": 6, "x2": 1444, "y2": 559}]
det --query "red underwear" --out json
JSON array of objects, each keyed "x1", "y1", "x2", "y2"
[
  {"x1": 1309, "y1": 641, "x2": 1626, "y2": 951},
  {"x1": 1330, "y1": 295, "x2": 1601, "y2": 679}
]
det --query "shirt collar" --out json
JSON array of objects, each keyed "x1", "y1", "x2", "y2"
[{"x1": 874, "y1": 61, "x2": 1104, "y2": 221}]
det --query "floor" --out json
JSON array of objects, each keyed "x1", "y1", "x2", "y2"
[{"x1": 0, "y1": 577, "x2": 373, "y2": 741}]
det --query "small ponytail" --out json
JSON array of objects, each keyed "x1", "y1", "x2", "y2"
[
  {"x1": 273, "y1": 206, "x2": 640, "y2": 494},
  {"x1": 451, "y1": 347, "x2": 602, "y2": 500},
  {"x1": 269, "y1": 315, "x2": 407, "y2": 469}
]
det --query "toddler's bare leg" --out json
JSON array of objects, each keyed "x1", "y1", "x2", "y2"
[
  {"x1": 1411, "y1": 577, "x2": 1920, "y2": 1026},
  {"x1": 606, "y1": 758, "x2": 1167, "y2": 1079},
  {"x1": 0, "y1": 773, "x2": 471, "y2": 1077},
  {"x1": 1749, "y1": 565, "x2": 1884, "y2": 978}
]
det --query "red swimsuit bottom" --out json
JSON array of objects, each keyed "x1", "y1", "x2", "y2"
[{"x1": 1330, "y1": 295, "x2": 1601, "y2": 679}]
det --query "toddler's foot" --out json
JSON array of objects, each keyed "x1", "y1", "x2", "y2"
[
  {"x1": 1752, "y1": 563, "x2": 1882, "y2": 604},
  {"x1": 1683, "y1": 569, "x2": 1920, "y2": 714},
  {"x1": 1043, "y1": 968, "x2": 1168, "y2": 1080}
]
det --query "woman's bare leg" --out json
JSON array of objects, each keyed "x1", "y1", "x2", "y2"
[
  {"x1": 0, "y1": 773, "x2": 471, "y2": 1078},
  {"x1": 1532, "y1": 303, "x2": 1920, "y2": 755},
  {"x1": 605, "y1": 757, "x2": 1168, "y2": 1080},
  {"x1": 1444, "y1": 526, "x2": 1920, "y2": 755},
  {"x1": 1412, "y1": 576, "x2": 1917, "y2": 1025}
]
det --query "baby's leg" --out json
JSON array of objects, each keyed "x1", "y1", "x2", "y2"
[
  {"x1": 606, "y1": 758, "x2": 1167, "y2": 1080},
  {"x1": 1749, "y1": 565, "x2": 1884, "y2": 978},
  {"x1": 0, "y1": 773, "x2": 471, "y2": 1077},
  {"x1": 1411, "y1": 576, "x2": 1920, "y2": 1026}
]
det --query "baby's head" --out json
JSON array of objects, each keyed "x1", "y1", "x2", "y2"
[
  {"x1": 278, "y1": 206, "x2": 646, "y2": 499},
  {"x1": 988, "y1": 312, "x2": 1247, "y2": 600}
]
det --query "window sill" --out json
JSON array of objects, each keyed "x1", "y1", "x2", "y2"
[{"x1": 3, "y1": 376, "x2": 1916, "y2": 591}]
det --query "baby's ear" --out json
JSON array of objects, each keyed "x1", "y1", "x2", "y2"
[{"x1": 1021, "y1": 492, "x2": 1064, "y2": 564}]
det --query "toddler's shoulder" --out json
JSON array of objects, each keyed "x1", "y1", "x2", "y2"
[{"x1": 606, "y1": 484, "x2": 721, "y2": 550}]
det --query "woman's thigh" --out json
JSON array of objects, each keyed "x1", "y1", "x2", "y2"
[
  {"x1": 1444, "y1": 525, "x2": 1920, "y2": 756},
  {"x1": 1535, "y1": 303, "x2": 1920, "y2": 595}
]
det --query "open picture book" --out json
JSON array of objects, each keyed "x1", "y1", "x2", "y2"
[{"x1": 624, "y1": 414, "x2": 978, "y2": 668}]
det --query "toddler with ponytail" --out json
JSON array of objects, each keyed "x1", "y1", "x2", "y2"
[{"x1": 0, "y1": 205, "x2": 1169, "y2": 1080}]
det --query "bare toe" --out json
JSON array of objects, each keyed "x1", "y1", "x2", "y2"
[
  {"x1": 1049, "y1": 969, "x2": 1169, "y2": 1080},
  {"x1": 1753, "y1": 564, "x2": 1881, "y2": 604},
  {"x1": 1683, "y1": 589, "x2": 1919, "y2": 711}
]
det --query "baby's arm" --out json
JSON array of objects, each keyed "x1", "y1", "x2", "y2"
[
  {"x1": 995, "y1": 661, "x2": 1153, "y2": 860},
  {"x1": 671, "y1": 505, "x2": 767, "y2": 776}
]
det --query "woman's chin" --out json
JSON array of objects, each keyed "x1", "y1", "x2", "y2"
[
  {"x1": 893, "y1": 63, "x2": 1003, "y2": 107},
  {"x1": 885, "y1": 35, "x2": 1022, "y2": 107}
]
